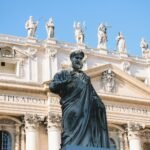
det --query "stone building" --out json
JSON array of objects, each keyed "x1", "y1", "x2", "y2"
[{"x1": 0, "y1": 28, "x2": 150, "y2": 150}]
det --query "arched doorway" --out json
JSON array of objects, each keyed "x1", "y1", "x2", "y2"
[{"x1": 0, "y1": 131, "x2": 12, "y2": 150}]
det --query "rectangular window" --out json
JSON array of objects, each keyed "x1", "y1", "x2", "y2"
[
  {"x1": 1, "y1": 62, "x2": 5, "y2": 66},
  {"x1": 0, "y1": 62, "x2": 16, "y2": 74}
]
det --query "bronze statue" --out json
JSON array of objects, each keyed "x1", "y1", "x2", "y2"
[{"x1": 49, "y1": 50, "x2": 110, "y2": 149}]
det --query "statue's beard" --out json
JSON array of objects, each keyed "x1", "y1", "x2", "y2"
[{"x1": 72, "y1": 63, "x2": 83, "y2": 70}]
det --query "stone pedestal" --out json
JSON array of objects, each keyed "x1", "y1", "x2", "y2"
[
  {"x1": 97, "y1": 48, "x2": 108, "y2": 55},
  {"x1": 27, "y1": 37, "x2": 37, "y2": 43},
  {"x1": 63, "y1": 145, "x2": 114, "y2": 150},
  {"x1": 119, "y1": 52, "x2": 128, "y2": 57},
  {"x1": 77, "y1": 44, "x2": 87, "y2": 49},
  {"x1": 46, "y1": 39, "x2": 57, "y2": 44}
]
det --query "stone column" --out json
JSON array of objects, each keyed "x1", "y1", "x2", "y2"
[
  {"x1": 16, "y1": 61, "x2": 20, "y2": 77},
  {"x1": 47, "y1": 112, "x2": 61, "y2": 150},
  {"x1": 25, "y1": 114, "x2": 42, "y2": 150},
  {"x1": 124, "y1": 132, "x2": 129, "y2": 150},
  {"x1": 15, "y1": 125, "x2": 20, "y2": 150},
  {"x1": 20, "y1": 126, "x2": 25, "y2": 150},
  {"x1": 119, "y1": 132, "x2": 124, "y2": 150},
  {"x1": 127, "y1": 122, "x2": 143, "y2": 150}
]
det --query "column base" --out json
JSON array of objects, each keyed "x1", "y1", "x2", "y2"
[{"x1": 63, "y1": 145, "x2": 114, "y2": 150}]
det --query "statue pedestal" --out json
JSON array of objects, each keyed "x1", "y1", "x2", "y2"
[
  {"x1": 119, "y1": 52, "x2": 128, "y2": 57},
  {"x1": 77, "y1": 44, "x2": 87, "y2": 49},
  {"x1": 46, "y1": 39, "x2": 57, "y2": 44},
  {"x1": 27, "y1": 37, "x2": 37, "y2": 43},
  {"x1": 96, "y1": 48, "x2": 108, "y2": 55},
  {"x1": 63, "y1": 145, "x2": 114, "y2": 150}
]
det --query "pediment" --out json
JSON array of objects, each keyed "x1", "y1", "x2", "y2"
[
  {"x1": 0, "y1": 46, "x2": 16, "y2": 58},
  {"x1": 86, "y1": 64, "x2": 150, "y2": 100},
  {"x1": 0, "y1": 45, "x2": 37, "y2": 59}
]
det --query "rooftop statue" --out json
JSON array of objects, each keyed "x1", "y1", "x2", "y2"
[
  {"x1": 46, "y1": 18, "x2": 55, "y2": 39},
  {"x1": 49, "y1": 49, "x2": 110, "y2": 149},
  {"x1": 97, "y1": 23, "x2": 107, "y2": 49},
  {"x1": 140, "y1": 38, "x2": 148, "y2": 51},
  {"x1": 25, "y1": 16, "x2": 38, "y2": 38},
  {"x1": 140, "y1": 38, "x2": 150, "y2": 58},
  {"x1": 73, "y1": 22, "x2": 85, "y2": 44},
  {"x1": 116, "y1": 32, "x2": 126, "y2": 53}
]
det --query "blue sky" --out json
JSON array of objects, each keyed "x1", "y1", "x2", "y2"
[{"x1": 0, "y1": 0, "x2": 150, "y2": 56}]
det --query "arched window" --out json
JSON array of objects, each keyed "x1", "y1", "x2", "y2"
[
  {"x1": 109, "y1": 138, "x2": 117, "y2": 149},
  {"x1": 0, "y1": 131, "x2": 12, "y2": 150}
]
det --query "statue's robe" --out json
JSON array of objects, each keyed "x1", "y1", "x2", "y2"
[{"x1": 49, "y1": 70, "x2": 110, "y2": 149}]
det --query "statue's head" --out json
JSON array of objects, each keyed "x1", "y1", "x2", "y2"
[
  {"x1": 77, "y1": 22, "x2": 81, "y2": 28},
  {"x1": 70, "y1": 49, "x2": 84, "y2": 71},
  {"x1": 49, "y1": 17, "x2": 53, "y2": 23},
  {"x1": 29, "y1": 16, "x2": 33, "y2": 21}
]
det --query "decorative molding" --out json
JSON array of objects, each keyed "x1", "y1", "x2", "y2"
[
  {"x1": 0, "y1": 119, "x2": 16, "y2": 125},
  {"x1": 127, "y1": 122, "x2": 144, "y2": 139},
  {"x1": 24, "y1": 113, "x2": 43, "y2": 130},
  {"x1": 0, "y1": 46, "x2": 16, "y2": 58},
  {"x1": 128, "y1": 122, "x2": 144, "y2": 132},
  {"x1": 46, "y1": 47, "x2": 57, "y2": 58},
  {"x1": 140, "y1": 129, "x2": 150, "y2": 139},
  {"x1": 101, "y1": 69, "x2": 116, "y2": 92},
  {"x1": 12, "y1": 46, "x2": 37, "y2": 58},
  {"x1": 47, "y1": 112, "x2": 61, "y2": 129},
  {"x1": 122, "y1": 61, "x2": 131, "y2": 74}
]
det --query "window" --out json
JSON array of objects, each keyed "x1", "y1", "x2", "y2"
[
  {"x1": 0, "y1": 131, "x2": 12, "y2": 150},
  {"x1": 0, "y1": 62, "x2": 16, "y2": 74}
]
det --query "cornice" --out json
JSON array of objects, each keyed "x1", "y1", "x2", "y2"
[
  {"x1": 100, "y1": 92, "x2": 150, "y2": 105},
  {"x1": 0, "y1": 80, "x2": 46, "y2": 95}
]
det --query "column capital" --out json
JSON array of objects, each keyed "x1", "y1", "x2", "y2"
[
  {"x1": 24, "y1": 113, "x2": 44, "y2": 131},
  {"x1": 127, "y1": 122, "x2": 144, "y2": 139},
  {"x1": 45, "y1": 47, "x2": 57, "y2": 58},
  {"x1": 128, "y1": 122, "x2": 144, "y2": 132},
  {"x1": 47, "y1": 112, "x2": 61, "y2": 129},
  {"x1": 127, "y1": 122, "x2": 143, "y2": 150}
]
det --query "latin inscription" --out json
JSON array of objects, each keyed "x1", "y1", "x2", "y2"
[
  {"x1": 106, "y1": 104, "x2": 150, "y2": 115},
  {"x1": 0, "y1": 94, "x2": 46, "y2": 105},
  {"x1": 49, "y1": 97, "x2": 60, "y2": 104}
]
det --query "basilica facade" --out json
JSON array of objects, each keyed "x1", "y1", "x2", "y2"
[{"x1": 0, "y1": 17, "x2": 150, "y2": 150}]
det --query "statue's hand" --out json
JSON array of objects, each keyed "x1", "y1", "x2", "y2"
[{"x1": 61, "y1": 75, "x2": 72, "y2": 84}]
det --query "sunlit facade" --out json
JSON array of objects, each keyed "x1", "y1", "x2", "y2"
[{"x1": 0, "y1": 33, "x2": 149, "y2": 150}]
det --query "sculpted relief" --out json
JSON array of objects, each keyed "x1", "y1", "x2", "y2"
[{"x1": 101, "y1": 69, "x2": 116, "y2": 93}]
